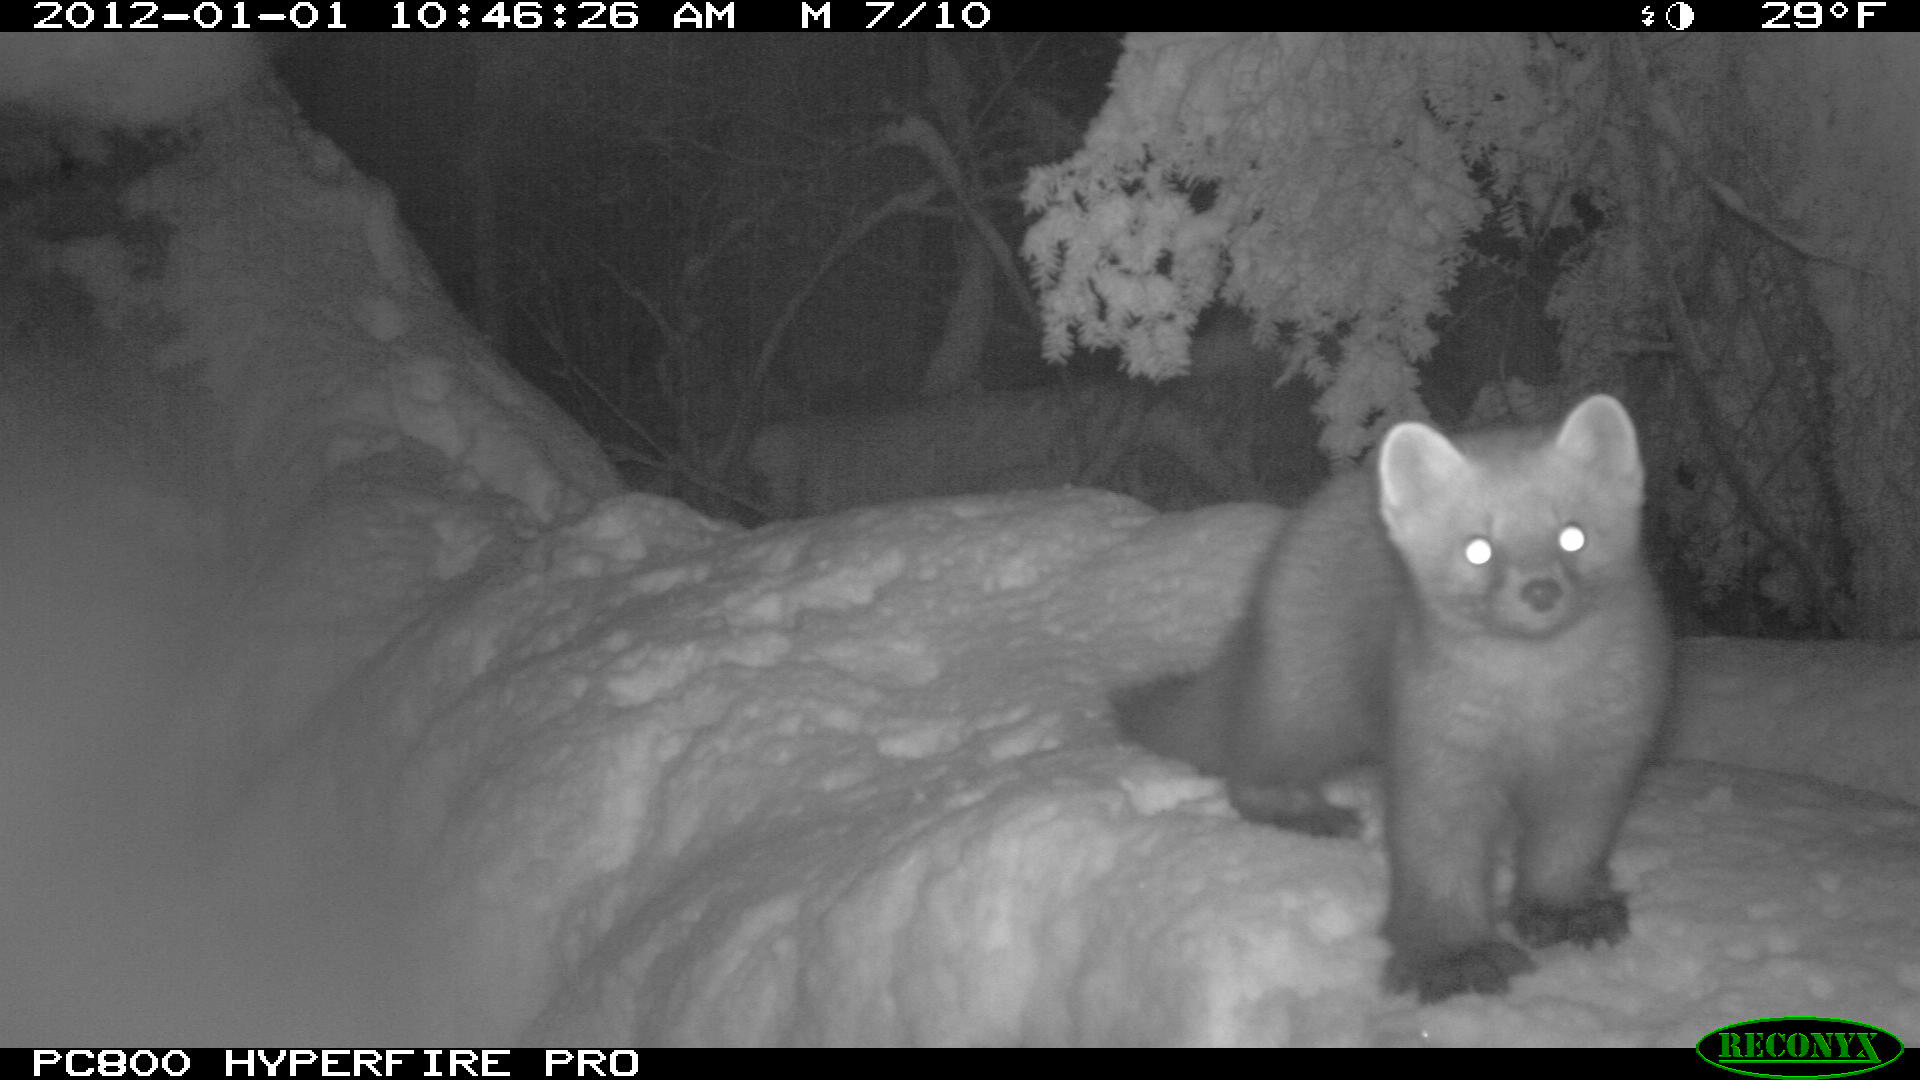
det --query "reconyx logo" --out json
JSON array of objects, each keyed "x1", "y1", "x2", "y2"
[{"x1": 1697, "y1": 1016, "x2": 1904, "y2": 1079}]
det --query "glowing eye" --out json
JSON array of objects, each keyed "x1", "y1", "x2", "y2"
[
  {"x1": 1559, "y1": 524, "x2": 1586, "y2": 553},
  {"x1": 1464, "y1": 537, "x2": 1493, "y2": 566}
]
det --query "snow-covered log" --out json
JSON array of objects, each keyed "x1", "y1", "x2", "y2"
[{"x1": 1670, "y1": 637, "x2": 1920, "y2": 808}]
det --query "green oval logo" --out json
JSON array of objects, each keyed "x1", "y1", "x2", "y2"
[{"x1": 1697, "y1": 1016, "x2": 1905, "y2": 1079}]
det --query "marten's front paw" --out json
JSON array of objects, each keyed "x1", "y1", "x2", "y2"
[{"x1": 1384, "y1": 940, "x2": 1535, "y2": 1003}]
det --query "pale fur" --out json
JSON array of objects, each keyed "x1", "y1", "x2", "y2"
[{"x1": 1115, "y1": 395, "x2": 1674, "y2": 1002}]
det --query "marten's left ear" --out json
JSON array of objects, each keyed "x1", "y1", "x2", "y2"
[{"x1": 1555, "y1": 394, "x2": 1643, "y2": 495}]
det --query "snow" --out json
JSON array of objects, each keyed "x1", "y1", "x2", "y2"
[
  {"x1": 1670, "y1": 637, "x2": 1920, "y2": 807},
  {"x1": 1, "y1": 37, "x2": 1917, "y2": 1048},
  {"x1": 301, "y1": 493, "x2": 1920, "y2": 1046}
]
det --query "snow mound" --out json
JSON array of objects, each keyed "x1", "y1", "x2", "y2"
[{"x1": 231, "y1": 488, "x2": 1920, "y2": 1045}]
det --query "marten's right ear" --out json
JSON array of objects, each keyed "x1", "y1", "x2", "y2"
[{"x1": 1378, "y1": 420, "x2": 1466, "y2": 530}]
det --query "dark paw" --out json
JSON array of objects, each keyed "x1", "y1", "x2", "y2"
[
  {"x1": 1272, "y1": 802, "x2": 1362, "y2": 838},
  {"x1": 1384, "y1": 941, "x2": 1535, "y2": 1003},
  {"x1": 1228, "y1": 784, "x2": 1362, "y2": 838},
  {"x1": 1512, "y1": 891, "x2": 1629, "y2": 948}
]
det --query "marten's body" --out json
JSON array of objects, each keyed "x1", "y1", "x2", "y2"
[{"x1": 1116, "y1": 395, "x2": 1674, "y2": 1001}]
